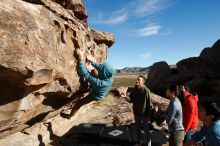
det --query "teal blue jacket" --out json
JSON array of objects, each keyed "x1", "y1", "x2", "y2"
[
  {"x1": 78, "y1": 60, "x2": 114, "y2": 100},
  {"x1": 192, "y1": 120, "x2": 220, "y2": 145}
]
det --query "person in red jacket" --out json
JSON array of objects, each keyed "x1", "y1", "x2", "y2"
[{"x1": 179, "y1": 85, "x2": 198, "y2": 143}]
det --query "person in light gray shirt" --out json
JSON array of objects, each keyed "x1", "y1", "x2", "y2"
[{"x1": 166, "y1": 84, "x2": 184, "y2": 146}]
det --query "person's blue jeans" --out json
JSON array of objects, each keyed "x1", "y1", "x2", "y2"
[{"x1": 184, "y1": 129, "x2": 193, "y2": 143}]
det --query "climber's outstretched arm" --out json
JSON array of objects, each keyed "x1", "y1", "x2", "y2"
[
  {"x1": 75, "y1": 48, "x2": 102, "y2": 87},
  {"x1": 86, "y1": 55, "x2": 103, "y2": 71}
]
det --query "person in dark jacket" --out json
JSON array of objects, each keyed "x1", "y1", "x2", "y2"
[
  {"x1": 120, "y1": 75, "x2": 152, "y2": 146},
  {"x1": 61, "y1": 48, "x2": 115, "y2": 119}
]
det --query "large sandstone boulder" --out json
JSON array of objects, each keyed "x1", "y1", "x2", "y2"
[
  {"x1": 147, "y1": 39, "x2": 220, "y2": 98},
  {"x1": 176, "y1": 57, "x2": 208, "y2": 77},
  {"x1": 207, "y1": 79, "x2": 220, "y2": 96},
  {"x1": 146, "y1": 61, "x2": 171, "y2": 96},
  {"x1": 0, "y1": 0, "x2": 114, "y2": 139},
  {"x1": 200, "y1": 40, "x2": 220, "y2": 69},
  {"x1": 52, "y1": 0, "x2": 88, "y2": 23}
]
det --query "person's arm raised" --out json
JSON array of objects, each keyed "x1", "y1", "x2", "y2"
[
  {"x1": 76, "y1": 48, "x2": 85, "y2": 61},
  {"x1": 87, "y1": 55, "x2": 104, "y2": 71}
]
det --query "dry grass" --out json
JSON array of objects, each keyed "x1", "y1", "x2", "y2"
[
  {"x1": 112, "y1": 74, "x2": 147, "y2": 89},
  {"x1": 95, "y1": 94, "x2": 115, "y2": 106},
  {"x1": 96, "y1": 74, "x2": 148, "y2": 106},
  {"x1": 112, "y1": 77, "x2": 136, "y2": 89}
]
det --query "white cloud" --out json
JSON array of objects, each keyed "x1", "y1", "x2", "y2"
[
  {"x1": 138, "y1": 24, "x2": 161, "y2": 36},
  {"x1": 130, "y1": 0, "x2": 171, "y2": 18},
  {"x1": 92, "y1": 9, "x2": 127, "y2": 25},
  {"x1": 101, "y1": 13, "x2": 127, "y2": 25},
  {"x1": 90, "y1": 0, "x2": 172, "y2": 25},
  {"x1": 140, "y1": 53, "x2": 152, "y2": 60},
  {"x1": 89, "y1": 0, "x2": 174, "y2": 38}
]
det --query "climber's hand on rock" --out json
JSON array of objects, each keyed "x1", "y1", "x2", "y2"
[
  {"x1": 86, "y1": 55, "x2": 96, "y2": 63},
  {"x1": 76, "y1": 48, "x2": 85, "y2": 60}
]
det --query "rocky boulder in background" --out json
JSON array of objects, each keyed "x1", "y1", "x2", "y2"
[
  {"x1": 0, "y1": 0, "x2": 114, "y2": 139},
  {"x1": 200, "y1": 39, "x2": 220, "y2": 69},
  {"x1": 146, "y1": 61, "x2": 171, "y2": 96},
  {"x1": 147, "y1": 39, "x2": 220, "y2": 97}
]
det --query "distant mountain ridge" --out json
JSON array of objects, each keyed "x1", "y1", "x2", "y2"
[
  {"x1": 116, "y1": 65, "x2": 176, "y2": 74},
  {"x1": 116, "y1": 67, "x2": 150, "y2": 74}
]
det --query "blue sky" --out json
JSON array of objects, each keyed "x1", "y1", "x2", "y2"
[{"x1": 84, "y1": 0, "x2": 220, "y2": 69}]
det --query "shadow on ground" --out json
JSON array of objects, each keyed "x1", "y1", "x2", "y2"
[{"x1": 55, "y1": 123, "x2": 167, "y2": 146}]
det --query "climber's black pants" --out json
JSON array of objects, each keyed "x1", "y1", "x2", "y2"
[{"x1": 69, "y1": 94, "x2": 97, "y2": 116}]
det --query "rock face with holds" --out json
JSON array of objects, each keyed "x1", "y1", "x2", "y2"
[
  {"x1": 0, "y1": 0, "x2": 114, "y2": 139},
  {"x1": 146, "y1": 39, "x2": 220, "y2": 98}
]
